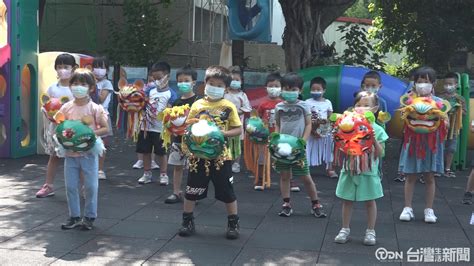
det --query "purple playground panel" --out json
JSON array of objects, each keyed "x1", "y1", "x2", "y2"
[{"x1": 0, "y1": 0, "x2": 11, "y2": 157}]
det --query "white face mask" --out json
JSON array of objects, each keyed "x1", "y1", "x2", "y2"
[
  {"x1": 267, "y1": 87, "x2": 281, "y2": 97},
  {"x1": 204, "y1": 84, "x2": 225, "y2": 100},
  {"x1": 57, "y1": 69, "x2": 72, "y2": 80},
  {"x1": 70, "y1": 85, "x2": 89, "y2": 99},
  {"x1": 444, "y1": 84, "x2": 456, "y2": 93},
  {"x1": 93, "y1": 68, "x2": 107, "y2": 78},
  {"x1": 415, "y1": 83, "x2": 433, "y2": 96}
]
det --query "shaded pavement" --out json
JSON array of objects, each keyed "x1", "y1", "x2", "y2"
[{"x1": 0, "y1": 138, "x2": 473, "y2": 265}]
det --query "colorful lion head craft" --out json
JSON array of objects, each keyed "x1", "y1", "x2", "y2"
[
  {"x1": 40, "y1": 94, "x2": 69, "y2": 123},
  {"x1": 330, "y1": 111, "x2": 375, "y2": 175},
  {"x1": 55, "y1": 120, "x2": 97, "y2": 152},
  {"x1": 116, "y1": 78, "x2": 146, "y2": 112},
  {"x1": 183, "y1": 119, "x2": 225, "y2": 160},
  {"x1": 399, "y1": 95, "x2": 451, "y2": 134},
  {"x1": 161, "y1": 104, "x2": 191, "y2": 148},
  {"x1": 310, "y1": 111, "x2": 332, "y2": 138},
  {"x1": 268, "y1": 133, "x2": 306, "y2": 165},
  {"x1": 399, "y1": 94, "x2": 451, "y2": 158},
  {"x1": 246, "y1": 114, "x2": 270, "y2": 144}
]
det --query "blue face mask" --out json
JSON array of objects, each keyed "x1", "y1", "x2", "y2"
[
  {"x1": 311, "y1": 92, "x2": 323, "y2": 100},
  {"x1": 205, "y1": 84, "x2": 225, "y2": 100},
  {"x1": 230, "y1": 80, "x2": 241, "y2": 89},
  {"x1": 178, "y1": 82, "x2": 193, "y2": 94},
  {"x1": 281, "y1": 91, "x2": 299, "y2": 103}
]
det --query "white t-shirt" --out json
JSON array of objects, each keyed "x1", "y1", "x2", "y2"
[
  {"x1": 305, "y1": 98, "x2": 333, "y2": 120},
  {"x1": 224, "y1": 91, "x2": 252, "y2": 114},
  {"x1": 46, "y1": 83, "x2": 73, "y2": 101},
  {"x1": 96, "y1": 79, "x2": 114, "y2": 110},
  {"x1": 140, "y1": 88, "x2": 171, "y2": 133}
]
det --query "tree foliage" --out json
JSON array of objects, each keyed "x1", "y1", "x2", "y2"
[
  {"x1": 343, "y1": 0, "x2": 374, "y2": 19},
  {"x1": 337, "y1": 23, "x2": 385, "y2": 70},
  {"x1": 106, "y1": 0, "x2": 181, "y2": 66},
  {"x1": 278, "y1": 0, "x2": 356, "y2": 71},
  {"x1": 369, "y1": 0, "x2": 474, "y2": 73}
]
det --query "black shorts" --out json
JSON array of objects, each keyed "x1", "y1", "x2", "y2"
[
  {"x1": 185, "y1": 160, "x2": 236, "y2": 203},
  {"x1": 135, "y1": 131, "x2": 167, "y2": 155}
]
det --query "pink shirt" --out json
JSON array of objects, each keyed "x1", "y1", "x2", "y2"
[{"x1": 58, "y1": 100, "x2": 107, "y2": 157}]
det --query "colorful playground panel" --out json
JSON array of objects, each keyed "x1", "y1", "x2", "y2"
[{"x1": 0, "y1": 0, "x2": 38, "y2": 159}]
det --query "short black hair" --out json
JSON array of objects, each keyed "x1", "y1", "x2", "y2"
[
  {"x1": 230, "y1": 65, "x2": 242, "y2": 77},
  {"x1": 444, "y1": 72, "x2": 458, "y2": 80},
  {"x1": 310, "y1": 76, "x2": 327, "y2": 90},
  {"x1": 414, "y1": 66, "x2": 436, "y2": 83},
  {"x1": 69, "y1": 68, "x2": 96, "y2": 89},
  {"x1": 265, "y1": 72, "x2": 282, "y2": 85},
  {"x1": 151, "y1": 61, "x2": 171, "y2": 74},
  {"x1": 205, "y1": 65, "x2": 232, "y2": 87},
  {"x1": 361, "y1": 70, "x2": 381, "y2": 86},
  {"x1": 92, "y1": 56, "x2": 109, "y2": 69},
  {"x1": 354, "y1": 91, "x2": 379, "y2": 106},
  {"x1": 281, "y1": 72, "x2": 303, "y2": 89},
  {"x1": 54, "y1": 53, "x2": 76, "y2": 69},
  {"x1": 176, "y1": 65, "x2": 197, "y2": 81}
]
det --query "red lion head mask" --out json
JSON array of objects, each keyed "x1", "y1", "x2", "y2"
[{"x1": 116, "y1": 78, "x2": 146, "y2": 112}]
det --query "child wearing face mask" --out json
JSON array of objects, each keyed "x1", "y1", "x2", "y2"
[
  {"x1": 251, "y1": 72, "x2": 283, "y2": 190},
  {"x1": 224, "y1": 66, "x2": 252, "y2": 174},
  {"x1": 179, "y1": 66, "x2": 242, "y2": 239},
  {"x1": 56, "y1": 69, "x2": 109, "y2": 230},
  {"x1": 398, "y1": 67, "x2": 446, "y2": 224},
  {"x1": 136, "y1": 62, "x2": 171, "y2": 186},
  {"x1": 360, "y1": 71, "x2": 388, "y2": 114},
  {"x1": 305, "y1": 77, "x2": 337, "y2": 178},
  {"x1": 334, "y1": 91, "x2": 387, "y2": 246},
  {"x1": 92, "y1": 56, "x2": 114, "y2": 180},
  {"x1": 439, "y1": 72, "x2": 466, "y2": 178},
  {"x1": 36, "y1": 53, "x2": 77, "y2": 198},
  {"x1": 164, "y1": 66, "x2": 199, "y2": 204},
  {"x1": 132, "y1": 75, "x2": 161, "y2": 171},
  {"x1": 274, "y1": 72, "x2": 327, "y2": 219}
]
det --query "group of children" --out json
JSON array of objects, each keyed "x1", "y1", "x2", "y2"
[{"x1": 37, "y1": 53, "x2": 472, "y2": 244}]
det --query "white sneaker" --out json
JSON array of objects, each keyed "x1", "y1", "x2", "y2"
[
  {"x1": 424, "y1": 208, "x2": 437, "y2": 223},
  {"x1": 98, "y1": 170, "x2": 107, "y2": 180},
  {"x1": 232, "y1": 163, "x2": 241, "y2": 173},
  {"x1": 363, "y1": 229, "x2": 376, "y2": 246},
  {"x1": 334, "y1": 228, "x2": 350, "y2": 244},
  {"x1": 159, "y1": 174, "x2": 169, "y2": 186},
  {"x1": 151, "y1": 160, "x2": 160, "y2": 170},
  {"x1": 254, "y1": 185, "x2": 264, "y2": 191},
  {"x1": 399, "y1": 207, "x2": 415, "y2": 221},
  {"x1": 138, "y1": 172, "x2": 153, "y2": 184},
  {"x1": 133, "y1": 160, "x2": 144, "y2": 169}
]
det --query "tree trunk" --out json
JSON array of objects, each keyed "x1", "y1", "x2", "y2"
[{"x1": 279, "y1": 0, "x2": 356, "y2": 72}]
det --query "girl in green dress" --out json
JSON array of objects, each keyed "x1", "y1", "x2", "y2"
[{"x1": 334, "y1": 92, "x2": 388, "y2": 246}]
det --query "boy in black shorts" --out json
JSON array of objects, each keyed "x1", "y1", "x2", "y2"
[
  {"x1": 136, "y1": 62, "x2": 172, "y2": 185},
  {"x1": 179, "y1": 66, "x2": 242, "y2": 239},
  {"x1": 164, "y1": 66, "x2": 199, "y2": 204}
]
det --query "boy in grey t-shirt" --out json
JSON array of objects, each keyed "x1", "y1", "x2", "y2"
[{"x1": 274, "y1": 72, "x2": 327, "y2": 219}]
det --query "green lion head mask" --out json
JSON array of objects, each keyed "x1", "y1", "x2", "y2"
[
  {"x1": 268, "y1": 133, "x2": 306, "y2": 164},
  {"x1": 245, "y1": 116, "x2": 269, "y2": 144},
  {"x1": 184, "y1": 120, "x2": 225, "y2": 160},
  {"x1": 55, "y1": 120, "x2": 97, "y2": 152}
]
